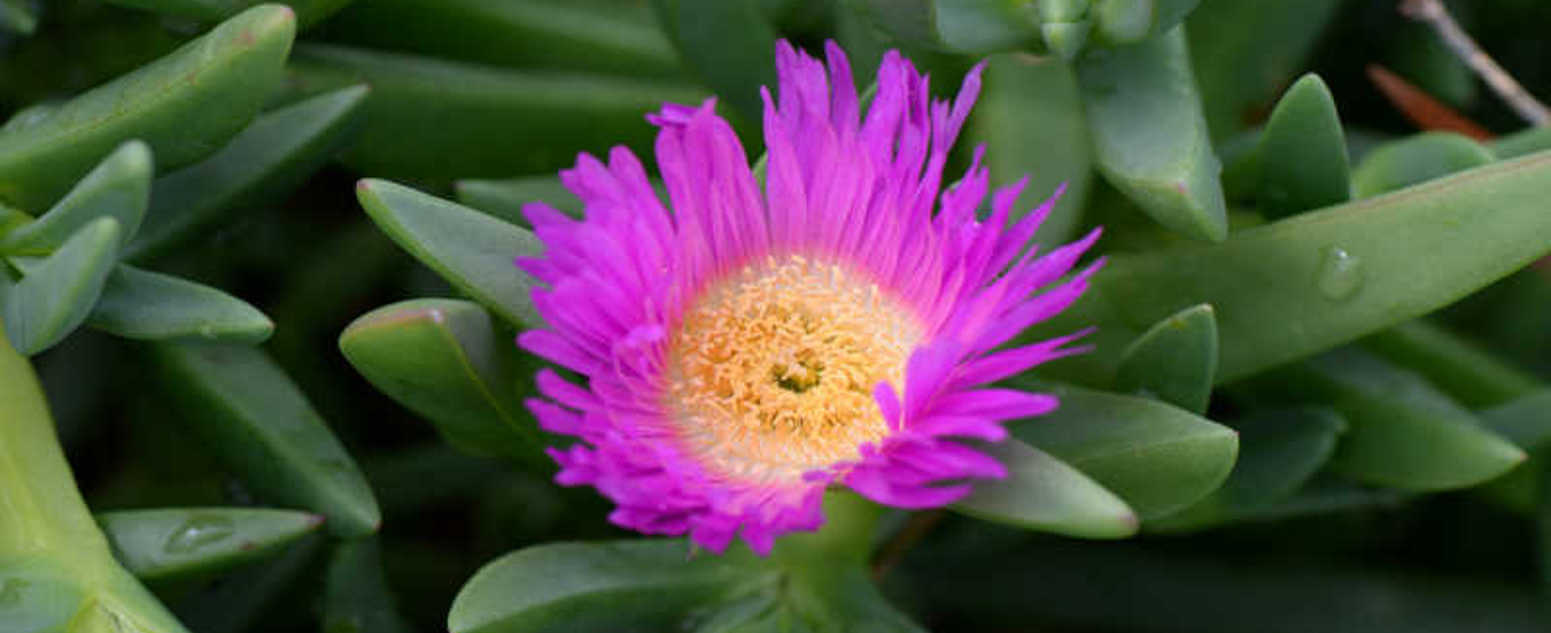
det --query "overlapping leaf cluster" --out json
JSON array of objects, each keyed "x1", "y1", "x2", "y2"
[{"x1": 2, "y1": 1, "x2": 1551, "y2": 632}]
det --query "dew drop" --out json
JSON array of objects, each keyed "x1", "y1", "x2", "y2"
[
  {"x1": 164, "y1": 514, "x2": 237, "y2": 554},
  {"x1": 1315, "y1": 246, "x2": 1364, "y2": 301}
]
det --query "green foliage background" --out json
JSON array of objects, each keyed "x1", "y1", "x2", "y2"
[{"x1": 3, "y1": 0, "x2": 1551, "y2": 631}]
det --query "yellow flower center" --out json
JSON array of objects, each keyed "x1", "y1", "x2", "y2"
[{"x1": 667, "y1": 255, "x2": 924, "y2": 483}]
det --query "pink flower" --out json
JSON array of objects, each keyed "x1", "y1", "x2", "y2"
[{"x1": 518, "y1": 41, "x2": 1101, "y2": 554}]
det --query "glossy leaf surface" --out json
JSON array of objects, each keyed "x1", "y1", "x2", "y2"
[
  {"x1": 1008, "y1": 382, "x2": 1238, "y2": 519},
  {"x1": 127, "y1": 85, "x2": 369, "y2": 262},
  {"x1": 152, "y1": 342, "x2": 381, "y2": 537},
  {"x1": 339, "y1": 298, "x2": 545, "y2": 464},
  {"x1": 88, "y1": 265, "x2": 274, "y2": 344},
  {"x1": 97, "y1": 507, "x2": 323, "y2": 581},
  {"x1": 357, "y1": 179, "x2": 543, "y2": 329},
  {"x1": 1032, "y1": 151, "x2": 1551, "y2": 384},
  {"x1": 0, "y1": 140, "x2": 151, "y2": 254},
  {"x1": 1114, "y1": 303, "x2": 1217, "y2": 413},
  {"x1": 3, "y1": 218, "x2": 120, "y2": 355},
  {"x1": 1257, "y1": 74, "x2": 1349, "y2": 218},
  {"x1": 0, "y1": 5, "x2": 295, "y2": 210},
  {"x1": 1076, "y1": 27, "x2": 1227, "y2": 242},
  {"x1": 954, "y1": 438, "x2": 1138, "y2": 538}
]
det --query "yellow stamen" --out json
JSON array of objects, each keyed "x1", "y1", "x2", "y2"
[{"x1": 666, "y1": 254, "x2": 924, "y2": 483}]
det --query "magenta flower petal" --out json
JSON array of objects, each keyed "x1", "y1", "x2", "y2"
[{"x1": 519, "y1": 41, "x2": 1101, "y2": 554}]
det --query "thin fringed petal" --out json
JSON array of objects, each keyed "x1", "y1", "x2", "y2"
[{"x1": 518, "y1": 39, "x2": 1099, "y2": 554}]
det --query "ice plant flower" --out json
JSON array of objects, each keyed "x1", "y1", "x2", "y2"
[{"x1": 518, "y1": 41, "x2": 1102, "y2": 554}]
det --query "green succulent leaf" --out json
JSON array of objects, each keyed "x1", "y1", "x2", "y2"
[
  {"x1": 1257, "y1": 74, "x2": 1350, "y2": 219},
  {"x1": 1114, "y1": 303, "x2": 1217, "y2": 413},
  {"x1": 852, "y1": 0, "x2": 1044, "y2": 55},
  {"x1": 1480, "y1": 390, "x2": 1551, "y2": 451},
  {"x1": 0, "y1": 0, "x2": 36, "y2": 35},
  {"x1": 455, "y1": 176, "x2": 581, "y2": 228},
  {"x1": 1364, "y1": 320, "x2": 1540, "y2": 409},
  {"x1": 339, "y1": 298, "x2": 546, "y2": 465},
  {"x1": 285, "y1": 44, "x2": 707, "y2": 181},
  {"x1": 151, "y1": 342, "x2": 381, "y2": 538},
  {"x1": 1007, "y1": 381, "x2": 1239, "y2": 520},
  {"x1": 0, "y1": 140, "x2": 151, "y2": 254},
  {"x1": 323, "y1": 538, "x2": 415, "y2": 633},
  {"x1": 0, "y1": 4, "x2": 295, "y2": 210},
  {"x1": 126, "y1": 84, "x2": 370, "y2": 262},
  {"x1": 0, "y1": 326, "x2": 192, "y2": 633},
  {"x1": 103, "y1": 0, "x2": 354, "y2": 27},
  {"x1": 1351, "y1": 132, "x2": 1495, "y2": 199},
  {"x1": 171, "y1": 535, "x2": 323, "y2": 633},
  {"x1": 357, "y1": 179, "x2": 543, "y2": 329},
  {"x1": 97, "y1": 507, "x2": 324, "y2": 582},
  {"x1": 325, "y1": 0, "x2": 682, "y2": 77},
  {"x1": 969, "y1": 54, "x2": 1092, "y2": 246},
  {"x1": 1076, "y1": 27, "x2": 1227, "y2": 242},
  {"x1": 1262, "y1": 348, "x2": 1525, "y2": 491},
  {"x1": 953, "y1": 437, "x2": 1138, "y2": 538},
  {"x1": 449, "y1": 540, "x2": 762, "y2": 633},
  {"x1": 88, "y1": 265, "x2": 274, "y2": 344},
  {"x1": 1149, "y1": 407, "x2": 1346, "y2": 532},
  {"x1": 1032, "y1": 151, "x2": 1551, "y2": 385},
  {"x1": 1492, "y1": 126, "x2": 1551, "y2": 160},
  {"x1": 3, "y1": 218, "x2": 121, "y2": 356},
  {"x1": 1091, "y1": 0, "x2": 1201, "y2": 46}
]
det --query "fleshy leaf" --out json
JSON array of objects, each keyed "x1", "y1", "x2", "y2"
[
  {"x1": 1188, "y1": 0, "x2": 1345, "y2": 139},
  {"x1": 852, "y1": 0, "x2": 1044, "y2": 55},
  {"x1": 1114, "y1": 303, "x2": 1217, "y2": 413},
  {"x1": 1351, "y1": 132, "x2": 1495, "y2": 198},
  {"x1": 151, "y1": 342, "x2": 381, "y2": 537},
  {"x1": 1030, "y1": 151, "x2": 1551, "y2": 385},
  {"x1": 969, "y1": 54, "x2": 1092, "y2": 246},
  {"x1": 449, "y1": 541, "x2": 761, "y2": 633},
  {"x1": 0, "y1": 0, "x2": 35, "y2": 35},
  {"x1": 1092, "y1": 0, "x2": 1202, "y2": 45},
  {"x1": 339, "y1": 298, "x2": 545, "y2": 465},
  {"x1": 1007, "y1": 381, "x2": 1239, "y2": 520},
  {"x1": 126, "y1": 84, "x2": 369, "y2": 262},
  {"x1": 0, "y1": 140, "x2": 151, "y2": 254},
  {"x1": 3, "y1": 218, "x2": 121, "y2": 355},
  {"x1": 1363, "y1": 320, "x2": 1540, "y2": 409},
  {"x1": 1261, "y1": 348, "x2": 1525, "y2": 491},
  {"x1": 97, "y1": 507, "x2": 324, "y2": 582},
  {"x1": 323, "y1": 538, "x2": 415, "y2": 633},
  {"x1": 103, "y1": 0, "x2": 353, "y2": 27},
  {"x1": 171, "y1": 536, "x2": 324, "y2": 633},
  {"x1": 1149, "y1": 408, "x2": 1346, "y2": 532},
  {"x1": 1076, "y1": 27, "x2": 1227, "y2": 242},
  {"x1": 1257, "y1": 74, "x2": 1350, "y2": 218},
  {"x1": 0, "y1": 4, "x2": 295, "y2": 210},
  {"x1": 954, "y1": 438, "x2": 1138, "y2": 538},
  {"x1": 284, "y1": 44, "x2": 707, "y2": 181},
  {"x1": 356, "y1": 179, "x2": 543, "y2": 329},
  {"x1": 88, "y1": 265, "x2": 274, "y2": 344}
]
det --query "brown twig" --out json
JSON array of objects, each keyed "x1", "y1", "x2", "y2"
[
  {"x1": 1400, "y1": 0, "x2": 1550, "y2": 126},
  {"x1": 1366, "y1": 64, "x2": 1494, "y2": 140},
  {"x1": 871, "y1": 510, "x2": 946, "y2": 581}
]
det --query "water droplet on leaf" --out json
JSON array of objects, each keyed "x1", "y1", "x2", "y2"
[
  {"x1": 164, "y1": 514, "x2": 237, "y2": 554},
  {"x1": 1315, "y1": 246, "x2": 1364, "y2": 301}
]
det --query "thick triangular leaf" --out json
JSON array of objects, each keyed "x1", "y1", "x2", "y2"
[
  {"x1": 1006, "y1": 381, "x2": 1239, "y2": 520},
  {"x1": 339, "y1": 298, "x2": 545, "y2": 465},
  {"x1": 356, "y1": 179, "x2": 543, "y2": 328},
  {"x1": 97, "y1": 507, "x2": 324, "y2": 582},
  {"x1": 89, "y1": 265, "x2": 273, "y2": 344},
  {"x1": 0, "y1": 5, "x2": 295, "y2": 210},
  {"x1": 3, "y1": 218, "x2": 121, "y2": 355},
  {"x1": 1257, "y1": 74, "x2": 1350, "y2": 218},
  {"x1": 126, "y1": 84, "x2": 369, "y2": 262},
  {"x1": 954, "y1": 438, "x2": 1138, "y2": 538},
  {"x1": 1077, "y1": 27, "x2": 1227, "y2": 242},
  {"x1": 0, "y1": 140, "x2": 151, "y2": 254},
  {"x1": 1114, "y1": 303, "x2": 1217, "y2": 413},
  {"x1": 152, "y1": 342, "x2": 381, "y2": 537},
  {"x1": 1351, "y1": 132, "x2": 1494, "y2": 198}
]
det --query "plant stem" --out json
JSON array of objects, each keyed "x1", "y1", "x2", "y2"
[{"x1": 1400, "y1": 0, "x2": 1550, "y2": 126}]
